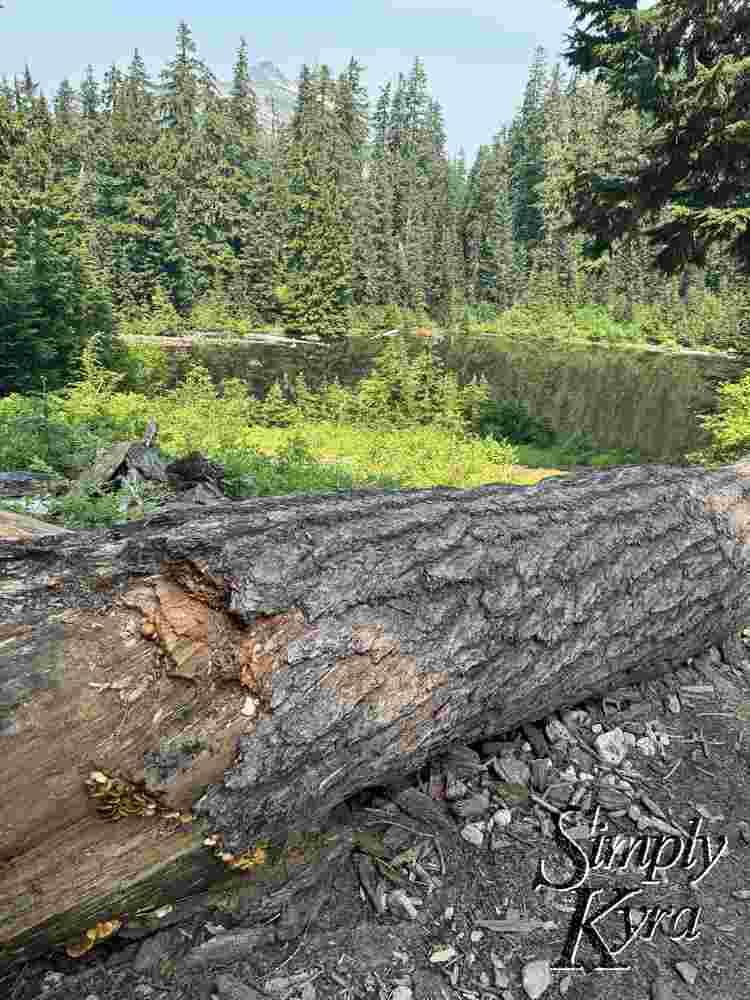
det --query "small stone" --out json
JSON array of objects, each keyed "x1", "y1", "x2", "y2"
[
  {"x1": 560, "y1": 708, "x2": 588, "y2": 729},
  {"x1": 494, "y1": 754, "x2": 531, "y2": 785},
  {"x1": 594, "y1": 727, "x2": 629, "y2": 766},
  {"x1": 460, "y1": 822, "x2": 485, "y2": 847},
  {"x1": 491, "y1": 807, "x2": 512, "y2": 830},
  {"x1": 430, "y1": 945, "x2": 458, "y2": 963},
  {"x1": 391, "y1": 988, "x2": 413, "y2": 1000},
  {"x1": 674, "y1": 961, "x2": 698, "y2": 986},
  {"x1": 522, "y1": 958, "x2": 552, "y2": 999},
  {"x1": 545, "y1": 718, "x2": 573, "y2": 744}
]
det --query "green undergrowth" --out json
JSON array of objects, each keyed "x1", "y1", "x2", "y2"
[
  {"x1": 112, "y1": 280, "x2": 750, "y2": 358},
  {"x1": 0, "y1": 329, "x2": 697, "y2": 533}
]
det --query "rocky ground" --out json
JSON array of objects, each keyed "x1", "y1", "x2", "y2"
[{"x1": 2, "y1": 629, "x2": 749, "y2": 1000}]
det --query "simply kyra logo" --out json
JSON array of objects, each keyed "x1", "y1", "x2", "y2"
[{"x1": 534, "y1": 805, "x2": 730, "y2": 972}]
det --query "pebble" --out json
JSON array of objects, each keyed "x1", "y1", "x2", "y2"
[{"x1": 675, "y1": 961, "x2": 698, "y2": 985}]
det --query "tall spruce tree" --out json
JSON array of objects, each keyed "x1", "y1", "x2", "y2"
[
  {"x1": 229, "y1": 36, "x2": 259, "y2": 148},
  {"x1": 508, "y1": 47, "x2": 548, "y2": 254},
  {"x1": 282, "y1": 66, "x2": 354, "y2": 340}
]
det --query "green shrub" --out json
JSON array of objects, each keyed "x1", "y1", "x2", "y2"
[
  {"x1": 474, "y1": 398, "x2": 556, "y2": 448},
  {"x1": 573, "y1": 304, "x2": 639, "y2": 344},
  {"x1": 556, "y1": 430, "x2": 598, "y2": 464},
  {"x1": 691, "y1": 368, "x2": 750, "y2": 463}
]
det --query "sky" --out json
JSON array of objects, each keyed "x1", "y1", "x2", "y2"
[{"x1": 0, "y1": 1, "x2": 653, "y2": 166}]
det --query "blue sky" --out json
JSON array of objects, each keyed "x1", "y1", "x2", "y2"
[{"x1": 0, "y1": 1, "x2": 652, "y2": 165}]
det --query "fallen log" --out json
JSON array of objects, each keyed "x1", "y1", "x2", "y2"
[{"x1": 2, "y1": 460, "x2": 750, "y2": 970}]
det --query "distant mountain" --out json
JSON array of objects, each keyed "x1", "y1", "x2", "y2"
[
  {"x1": 217, "y1": 60, "x2": 298, "y2": 129},
  {"x1": 148, "y1": 59, "x2": 298, "y2": 130}
]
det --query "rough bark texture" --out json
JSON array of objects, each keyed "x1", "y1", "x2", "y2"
[{"x1": 3, "y1": 461, "x2": 750, "y2": 966}]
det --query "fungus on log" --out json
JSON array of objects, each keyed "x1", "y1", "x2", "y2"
[{"x1": 2, "y1": 461, "x2": 750, "y2": 968}]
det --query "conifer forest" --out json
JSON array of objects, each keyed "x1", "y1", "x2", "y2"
[{"x1": 0, "y1": 0, "x2": 748, "y2": 411}]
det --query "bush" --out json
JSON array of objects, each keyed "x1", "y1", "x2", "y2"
[
  {"x1": 0, "y1": 220, "x2": 119, "y2": 397},
  {"x1": 556, "y1": 429, "x2": 598, "y2": 464},
  {"x1": 573, "y1": 304, "x2": 639, "y2": 344},
  {"x1": 691, "y1": 368, "x2": 750, "y2": 463},
  {"x1": 473, "y1": 398, "x2": 557, "y2": 448}
]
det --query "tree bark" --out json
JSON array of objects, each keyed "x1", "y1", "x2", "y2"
[{"x1": 3, "y1": 461, "x2": 750, "y2": 967}]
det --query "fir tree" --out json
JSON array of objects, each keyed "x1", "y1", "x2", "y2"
[
  {"x1": 79, "y1": 65, "x2": 100, "y2": 120},
  {"x1": 229, "y1": 36, "x2": 259, "y2": 147}
]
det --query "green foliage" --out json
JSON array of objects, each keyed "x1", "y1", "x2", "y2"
[
  {"x1": 562, "y1": 0, "x2": 750, "y2": 277},
  {"x1": 555, "y1": 429, "x2": 597, "y2": 464},
  {"x1": 690, "y1": 370, "x2": 750, "y2": 463},
  {"x1": 0, "y1": 387, "x2": 104, "y2": 476},
  {"x1": 572, "y1": 303, "x2": 639, "y2": 343},
  {"x1": 282, "y1": 142, "x2": 354, "y2": 342},
  {"x1": 3, "y1": 25, "x2": 750, "y2": 509},
  {"x1": 0, "y1": 220, "x2": 119, "y2": 397},
  {"x1": 473, "y1": 397, "x2": 557, "y2": 448}
]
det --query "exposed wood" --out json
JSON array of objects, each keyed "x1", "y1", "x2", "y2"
[{"x1": 3, "y1": 461, "x2": 750, "y2": 969}]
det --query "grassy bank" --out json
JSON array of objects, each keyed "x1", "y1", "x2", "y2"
[{"x1": 0, "y1": 331, "x2": 658, "y2": 533}]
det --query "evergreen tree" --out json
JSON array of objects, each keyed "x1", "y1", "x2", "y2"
[
  {"x1": 229, "y1": 36, "x2": 259, "y2": 147},
  {"x1": 101, "y1": 63, "x2": 124, "y2": 116},
  {"x1": 14, "y1": 64, "x2": 40, "y2": 115},
  {"x1": 158, "y1": 21, "x2": 211, "y2": 135},
  {"x1": 291, "y1": 64, "x2": 315, "y2": 143},
  {"x1": 282, "y1": 137, "x2": 354, "y2": 340},
  {"x1": 508, "y1": 46, "x2": 548, "y2": 253},
  {"x1": 334, "y1": 58, "x2": 369, "y2": 164},
  {"x1": 0, "y1": 76, "x2": 15, "y2": 109},
  {"x1": 372, "y1": 81, "x2": 391, "y2": 158},
  {"x1": 53, "y1": 79, "x2": 78, "y2": 127},
  {"x1": 79, "y1": 65, "x2": 100, "y2": 120},
  {"x1": 0, "y1": 217, "x2": 117, "y2": 396},
  {"x1": 562, "y1": 0, "x2": 750, "y2": 276}
]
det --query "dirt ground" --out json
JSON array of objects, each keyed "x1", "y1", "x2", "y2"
[{"x1": 3, "y1": 646, "x2": 749, "y2": 1000}]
